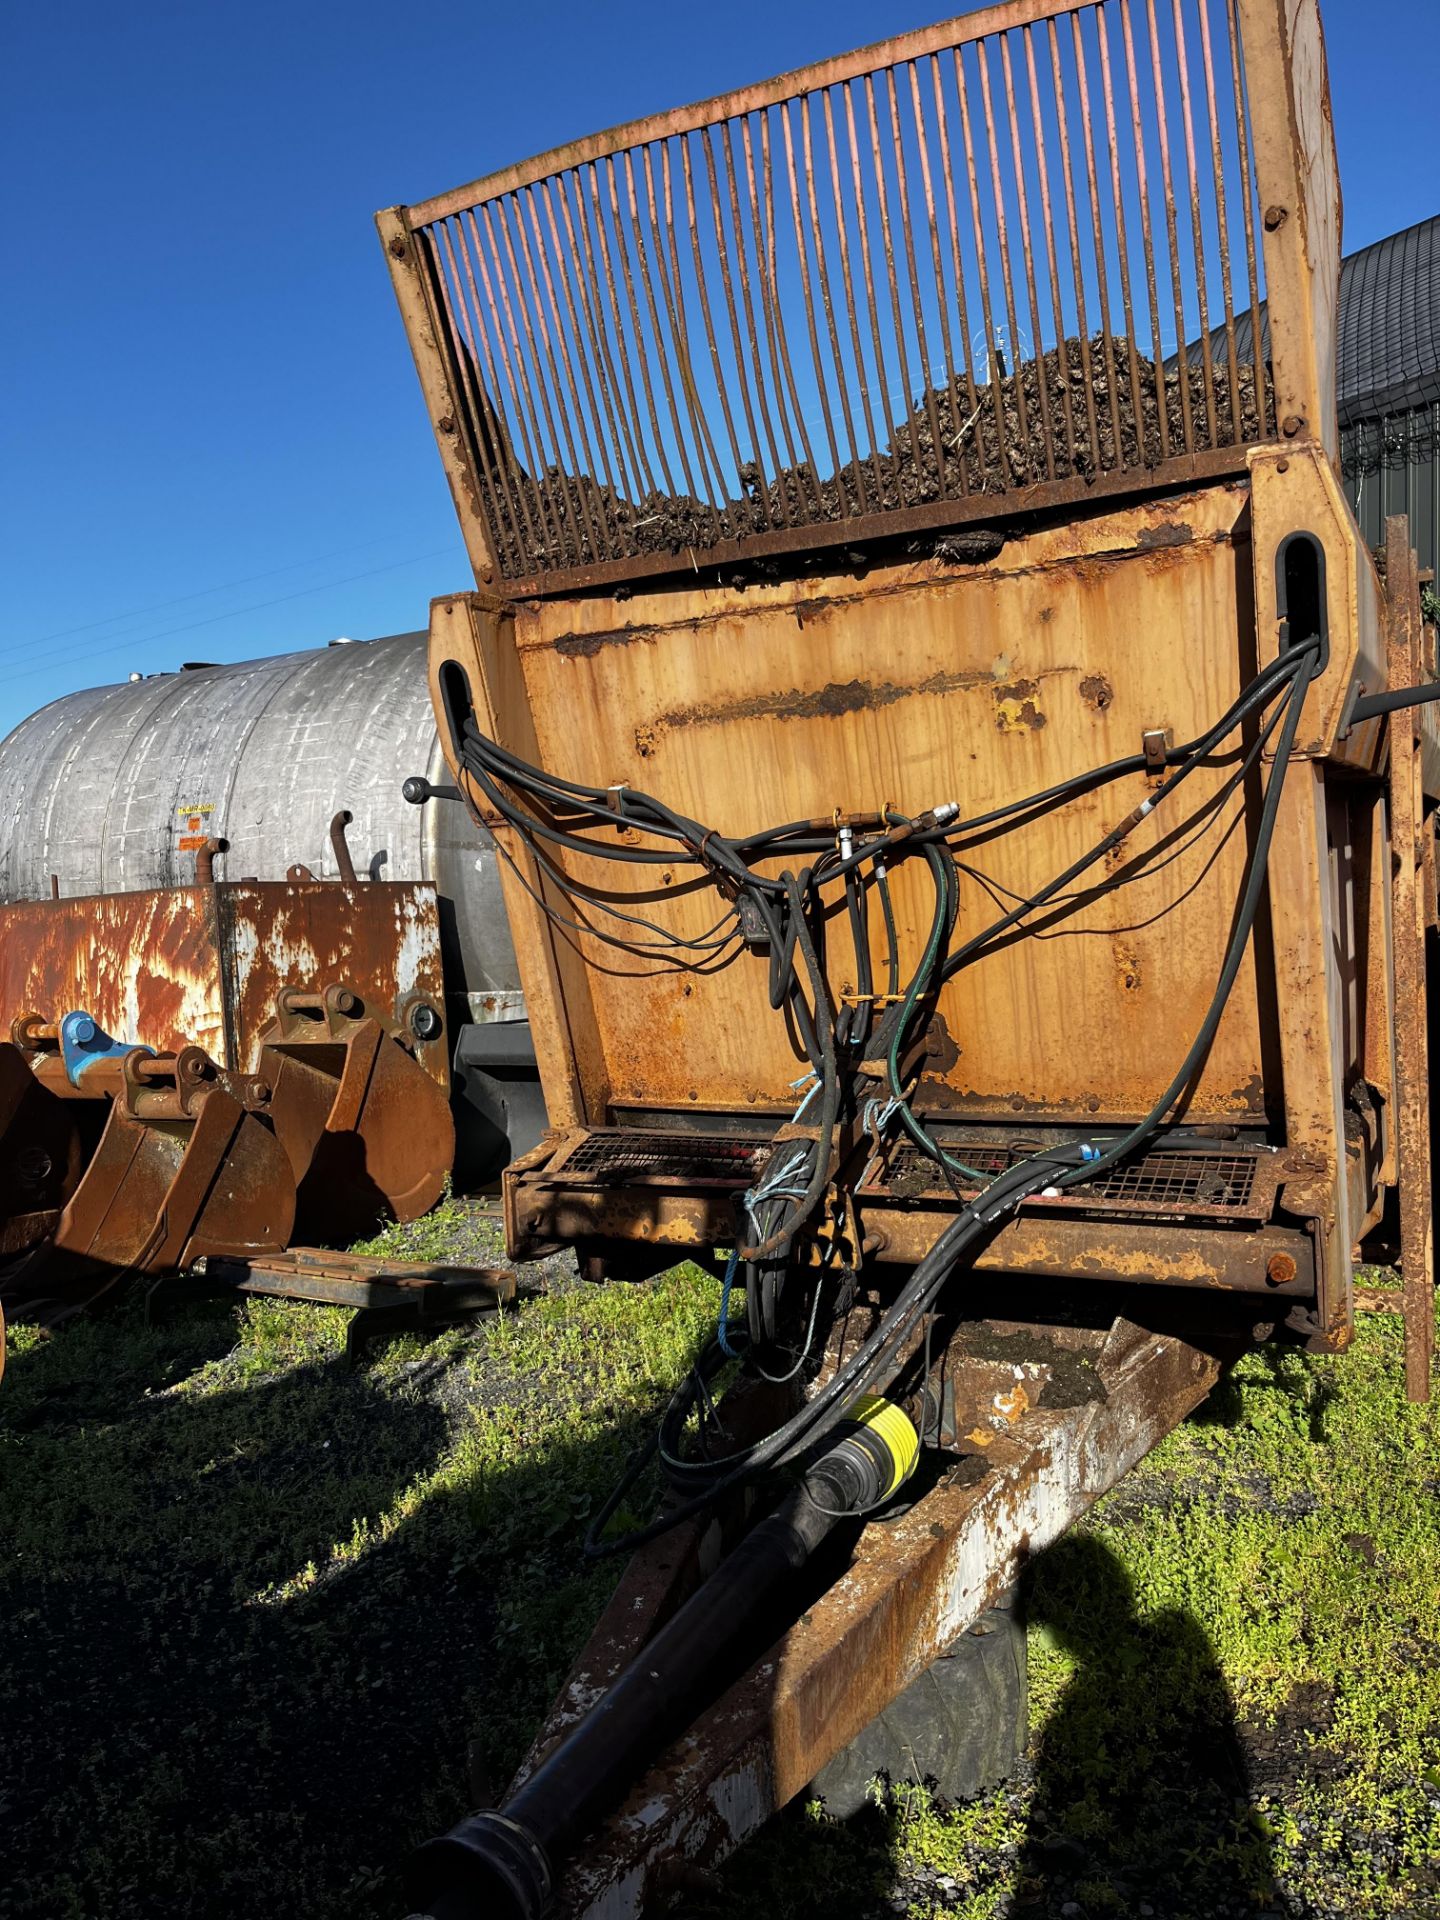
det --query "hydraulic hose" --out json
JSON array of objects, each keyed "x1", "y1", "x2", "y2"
[{"x1": 405, "y1": 1402, "x2": 918, "y2": 1920}]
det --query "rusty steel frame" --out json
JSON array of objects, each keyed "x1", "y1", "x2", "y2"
[
  {"x1": 511, "y1": 1313, "x2": 1222, "y2": 1918},
  {"x1": 378, "y1": 0, "x2": 1339, "y2": 599},
  {"x1": 1384, "y1": 517, "x2": 1435, "y2": 1402}
]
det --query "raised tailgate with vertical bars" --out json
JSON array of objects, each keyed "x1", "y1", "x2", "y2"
[{"x1": 387, "y1": 0, "x2": 1278, "y2": 596}]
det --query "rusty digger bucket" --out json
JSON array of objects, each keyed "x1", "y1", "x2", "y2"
[
  {"x1": 0, "y1": 1013, "x2": 295, "y2": 1327},
  {"x1": 254, "y1": 983, "x2": 454, "y2": 1244}
]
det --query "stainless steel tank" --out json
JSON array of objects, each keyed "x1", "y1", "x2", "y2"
[{"x1": 0, "y1": 631, "x2": 522, "y2": 1025}]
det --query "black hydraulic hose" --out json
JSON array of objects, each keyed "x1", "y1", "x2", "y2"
[
  {"x1": 591, "y1": 644, "x2": 1324, "y2": 1553},
  {"x1": 937, "y1": 639, "x2": 1320, "y2": 983},
  {"x1": 408, "y1": 1468, "x2": 866, "y2": 1920},
  {"x1": 1347, "y1": 681, "x2": 1440, "y2": 725}
]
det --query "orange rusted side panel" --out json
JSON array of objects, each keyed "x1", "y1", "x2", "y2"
[
  {"x1": 457, "y1": 485, "x2": 1272, "y2": 1126},
  {"x1": 0, "y1": 881, "x2": 450, "y2": 1093},
  {"x1": 0, "y1": 889, "x2": 228, "y2": 1059}
]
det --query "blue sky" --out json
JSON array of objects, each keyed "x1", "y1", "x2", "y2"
[{"x1": 2, "y1": 0, "x2": 1432, "y2": 740}]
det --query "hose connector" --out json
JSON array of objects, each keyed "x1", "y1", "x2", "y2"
[
  {"x1": 808, "y1": 1394, "x2": 920, "y2": 1514},
  {"x1": 406, "y1": 1809, "x2": 552, "y2": 1920}
]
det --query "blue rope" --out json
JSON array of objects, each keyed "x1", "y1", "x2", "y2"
[{"x1": 717, "y1": 1246, "x2": 741, "y2": 1358}]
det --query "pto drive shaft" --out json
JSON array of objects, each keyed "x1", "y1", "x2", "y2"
[{"x1": 405, "y1": 1397, "x2": 919, "y2": 1920}]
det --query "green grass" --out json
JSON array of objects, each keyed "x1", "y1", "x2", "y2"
[
  {"x1": 3, "y1": 1254, "x2": 1438, "y2": 1920},
  {"x1": 723, "y1": 1273, "x2": 1440, "y2": 1919}
]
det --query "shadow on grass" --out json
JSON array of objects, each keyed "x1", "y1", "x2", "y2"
[
  {"x1": 0, "y1": 1301, "x2": 653, "y2": 1920},
  {"x1": 1190, "y1": 1343, "x2": 1336, "y2": 1443},
  {"x1": 1013, "y1": 1533, "x2": 1278, "y2": 1919}
]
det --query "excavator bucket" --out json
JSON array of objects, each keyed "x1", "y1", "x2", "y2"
[
  {"x1": 0, "y1": 1037, "x2": 90, "y2": 1258},
  {"x1": 255, "y1": 984, "x2": 454, "y2": 1243},
  {"x1": 0, "y1": 1019, "x2": 294, "y2": 1328}
]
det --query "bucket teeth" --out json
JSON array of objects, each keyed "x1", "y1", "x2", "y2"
[
  {"x1": 1, "y1": 985, "x2": 455, "y2": 1332},
  {"x1": 1, "y1": 1032, "x2": 296, "y2": 1328},
  {"x1": 0, "y1": 1041, "x2": 90, "y2": 1259},
  {"x1": 255, "y1": 986, "x2": 454, "y2": 1243}
]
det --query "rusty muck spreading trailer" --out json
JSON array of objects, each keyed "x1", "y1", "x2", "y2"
[{"x1": 375, "y1": 0, "x2": 1439, "y2": 1911}]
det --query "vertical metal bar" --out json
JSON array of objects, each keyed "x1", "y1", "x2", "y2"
[
  {"x1": 1116, "y1": 0, "x2": 1172, "y2": 460},
  {"x1": 753, "y1": 111, "x2": 824, "y2": 511},
  {"x1": 1024, "y1": 25, "x2": 1079, "y2": 473},
  {"x1": 457, "y1": 212, "x2": 548, "y2": 558},
  {"x1": 882, "y1": 65, "x2": 949, "y2": 497},
  {"x1": 559, "y1": 169, "x2": 649, "y2": 511},
  {"x1": 822, "y1": 86, "x2": 888, "y2": 503},
  {"x1": 1098, "y1": 3, "x2": 1159, "y2": 458},
  {"x1": 615, "y1": 149, "x2": 693, "y2": 500},
  {"x1": 1385, "y1": 515, "x2": 1435, "y2": 1402},
  {"x1": 701, "y1": 123, "x2": 780, "y2": 521},
  {"x1": 908, "y1": 59, "x2": 970, "y2": 490},
  {"x1": 1141, "y1": 0, "x2": 1195, "y2": 452},
  {"x1": 1196, "y1": 0, "x2": 1245, "y2": 441},
  {"x1": 507, "y1": 193, "x2": 604, "y2": 557},
  {"x1": 539, "y1": 175, "x2": 634, "y2": 529},
  {"x1": 1225, "y1": 0, "x2": 1269, "y2": 435},
  {"x1": 800, "y1": 92, "x2": 873, "y2": 512},
  {"x1": 779, "y1": 98, "x2": 845, "y2": 493},
  {"x1": 954, "y1": 44, "x2": 1012, "y2": 471},
  {"x1": 490, "y1": 197, "x2": 590, "y2": 557},
  {"x1": 588, "y1": 161, "x2": 668, "y2": 500},
  {"x1": 975, "y1": 37, "x2": 1036, "y2": 477},
  {"x1": 1047, "y1": 17, "x2": 1101, "y2": 471},
  {"x1": 1171, "y1": 0, "x2": 1219, "y2": 446},
  {"x1": 680, "y1": 132, "x2": 750, "y2": 502},
  {"x1": 434, "y1": 218, "x2": 527, "y2": 567},
  {"x1": 470, "y1": 208, "x2": 568, "y2": 556},
  {"x1": 719, "y1": 119, "x2": 791, "y2": 506},
  {"x1": 647, "y1": 143, "x2": 725, "y2": 508},
  {"x1": 525, "y1": 184, "x2": 619, "y2": 513},
  {"x1": 999, "y1": 29, "x2": 1059, "y2": 479},
  {"x1": 1072, "y1": 12, "x2": 1129, "y2": 469},
  {"x1": 928, "y1": 56, "x2": 985, "y2": 463},
  {"x1": 841, "y1": 80, "x2": 902, "y2": 467}
]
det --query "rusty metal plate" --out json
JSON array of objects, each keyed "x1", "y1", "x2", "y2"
[
  {"x1": 217, "y1": 881, "x2": 450, "y2": 1090},
  {"x1": 0, "y1": 889, "x2": 227, "y2": 1060},
  {"x1": 0, "y1": 880, "x2": 450, "y2": 1092}
]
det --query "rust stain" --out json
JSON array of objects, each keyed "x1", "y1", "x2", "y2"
[
  {"x1": 1137, "y1": 521, "x2": 1195, "y2": 550},
  {"x1": 992, "y1": 679, "x2": 1047, "y2": 732},
  {"x1": 1079, "y1": 673, "x2": 1114, "y2": 713},
  {"x1": 648, "y1": 665, "x2": 994, "y2": 739},
  {"x1": 554, "y1": 624, "x2": 656, "y2": 659}
]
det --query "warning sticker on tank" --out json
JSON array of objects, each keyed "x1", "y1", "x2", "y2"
[{"x1": 176, "y1": 801, "x2": 215, "y2": 852}]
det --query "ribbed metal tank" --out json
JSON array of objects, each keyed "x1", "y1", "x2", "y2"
[{"x1": 0, "y1": 632, "x2": 521, "y2": 1024}]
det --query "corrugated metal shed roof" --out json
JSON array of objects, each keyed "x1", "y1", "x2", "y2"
[
  {"x1": 1338, "y1": 216, "x2": 1440, "y2": 423},
  {"x1": 1190, "y1": 214, "x2": 1439, "y2": 426}
]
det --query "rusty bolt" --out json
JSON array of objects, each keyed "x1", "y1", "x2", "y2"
[
  {"x1": 332, "y1": 989, "x2": 360, "y2": 1017},
  {"x1": 1281, "y1": 414, "x2": 1304, "y2": 438},
  {"x1": 1087, "y1": 1094, "x2": 1101, "y2": 1113},
  {"x1": 388, "y1": 235, "x2": 407, "y2": 259},
  {"x1": 1265, "y1": 1251, "x2": 1298, "y2": 1287},
  {"x1": 437, "y1": 414, "x2": 457, "y2": 435},
  {"x1": 247, "y1": 1078, "x2": 272, "y2": 1105},
  {"x1": 1263, "y1": 204, "x2": 1287, "y2": 231},
  {"x1": 409, "y1": 1002, "x2": 443, "y2": 1043},
  {"x1": 1275, "y1": 458, "x2": 1289, "y2": 474},
  {"x1": 1252, "y1": 1320, "x2": 1277, "y2": 1342}
]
